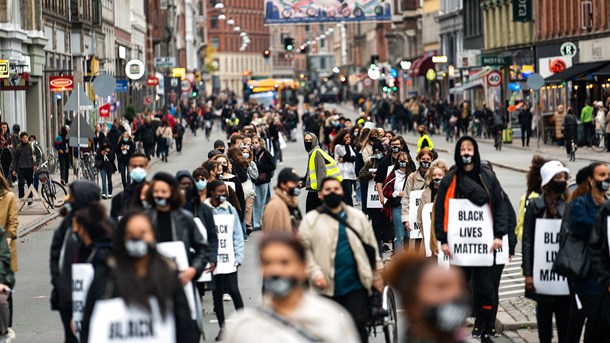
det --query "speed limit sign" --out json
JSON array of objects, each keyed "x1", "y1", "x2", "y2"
[{"x1": 487, "y1": 71, "x2": 502, "y2": 87}]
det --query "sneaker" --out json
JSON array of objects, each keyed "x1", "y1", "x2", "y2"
[
  {"x1": 215, "y1": 329, "x2": 223, "y2": 341},
  {"x1": 223, "y1": 293, "x2": 232, "y2": 302},
  {"x1": 6, "y1": 328, "x2": 15, "y2": 342},
  {"x1": 489, "y1": 328, "x2": 500, "y2": 337},
  {"x1": 471, "y1": 327, "x2": 481, "y2": 338},
  {"x1": 107, "y1": 194, "x2": 112, "y2": 199},
  {"x1": 101, "y1": 194, "x2": 108, "y2": 200}
]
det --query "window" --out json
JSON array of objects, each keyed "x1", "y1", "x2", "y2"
[
  {"x1": 320, "y1": 57, "x2": 326, "y2": 70},
  {"x1": 211, "y1": 37, "x2": 220, "y2": 49},
  {"x1": 320, "y1": 38, "x2": 325, "y2": 48},
  {"x1": 305, "y1": 24, "x2": 310, "y2": 32},
  {"x1": 211, "y1": 16, "x2": 218, "y2": 28}
]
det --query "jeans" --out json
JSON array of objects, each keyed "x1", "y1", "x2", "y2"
[
  {"x1": 521, "y1": 125, "x2": 531, "y2": 146},
  {"x1": 117, "y1": 161, "x2": 131, "y2": 188},
  {"x1": 331, "y1": 288, "x2": 369, "y2": 343},
  {"x1": 392, "y1": 206, "x2": 405, "y2": 252},
  {"x1": 212, "y1": 272, "x2": 244, "y2": 328},
  {"x1": 17, "y1": 167, "x2": 33, "y2": 199},
  {"x1": 100, "y1": 169, "x2": 113, "y2": 195},
  {"x1": 252, "y1": 182, "x2": 270, "y2": 229},
  {"x1": 175, "y1": 136, "x2": 183, "y2": 152},
  {"x1": 536, "y1": 295, "x2": 570, "y2": 343},
  {"x1": 354, "y1": 181, "x2": 361, "y2": 203}
]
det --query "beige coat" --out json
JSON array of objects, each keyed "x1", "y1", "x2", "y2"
[
  {"x1": 0, "y1": 192, "x2": 18, "y2": 272},
  {"x1": 262, "y1": 189, "x2": 300, "y2": 233},
  {"x1": 553, "y1": 107, "x2": 566, "y2": 139},
  {"x1": 401, "y1": 170, "x2": 427, "y2": 222},
  {"x1": 605, "y1": 111, "x2": 610, "y2": 133},
  {"x1": 298, "y1": 205, "x2": 382, "y2": 297},
  {"x1": 417, "y1": 187, "x2": 438, "y2": 255}
]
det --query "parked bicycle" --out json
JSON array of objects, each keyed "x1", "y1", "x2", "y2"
[
  {"x1": 79, "y1": 152, "x2": 98, "y2": 181},
  {"x1": 590, "y1": 130, "x2": 606, "y2": 152},
  {"x1": 36, "y1": 161, "x2": 67, "y2": 208}
]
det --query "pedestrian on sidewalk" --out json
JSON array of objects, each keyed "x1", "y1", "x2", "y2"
[
  {"x1": 0, "y1": 225, "x2": 14, "y2": 343},
  {"x1": 95, "y1": 143, "x2": 116, "y2": 199},
  {"x1": 0, "y1": 173, "x2": 17, "y2": 341},
  {"x1": 358, "y1": 141, "x2": 386, "y2": 252},
  {"x1": 298, "y1": 177, "x2": 384, "y2": 343},
  {"x1": 581, "y1": 101, "x2": 594, "y2": 146},
  {"x1": 262, "y1": 168, "x2": 303, "y2": 233},
  {"x1": 110, "y1": 152, "x2": 149, "y2": 220},
  {"x1": 173, "y1": 119, "x2": 185, "y2": 154},
  {"x1": 333, "y1": 129, "x2": 357, "y2": 206},
  {"x1": 115, "y1": 131, "x2": 135, "y2": 188},
  {"x1": 522, "y1": 160, "x2": 571, "y2": 343},
  {"x1": 28, "y1": 135, "x2": 44, "y2": 191},
  {"x1": 562, "y1": 108, "x2": 579, "y2": 156},
  {"x1": 13, "y1": 132, "x2": 41, "y2": 202},
  {"x1": 155, "y1": 120, "x2": 172, "y2": 163},
  {"x1": 604, "y1": 106, "x2": 610, "y2": 152},
  {"x1": 552, "y1": 105, "x2": 566, "y2": 147},
  {"x1": 519, "y1": 103, "x2": 533, "y2": 147}
]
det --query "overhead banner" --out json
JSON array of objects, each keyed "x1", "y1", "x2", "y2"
[
  {"x1": 512, "y1": 0, "x2": 532, "y2": 22},
  {"x1": 533, "y1": 219, "x2": 569, "y2": 295},
  {"x1": 264, "y1": 0, "x2": 392, "y2": 25},
  {"x1": 408, "y1": 190, "x2": 424, "y2": 240}
]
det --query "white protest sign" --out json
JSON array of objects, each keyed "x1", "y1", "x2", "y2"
[
  {"x1": 225, "y1": 181, "x2": 235, "y2": 192},
  {"x1": 387, "y1": 165, "x2": 394, "y2": 177},
  {"x1": 494, "y1": 234, "x2": 510, "y2": 265},
  {"x1": 89, "y1": 298, "x2": 175, "y2": 343},
  {"x1": 533, "y1": 219, "x2": 569, "y2": 295},
  {"x1": 72, "y1": 263, "x2": 95, "y2": 340},
  {"x1": 607, "y1": 217, "x2": 610, "y2": 258},
  {"x1": 447, "y1": 199, "x2": 495, "y2": 266},
  {"x1": 437, "y1": 241, "x2": 451, "y2": 269},
  {"x1": 367, "y1": 169, "x2": 382, "y2": 208},
  {"x1": 421, "y1": 203, "x2": 434, "y2": 257},
  {"x1": 214, "y1": 214, "x2": 237, "y2": 275},
  {"x1": 409, "y1": 190, "x2": 425, "y2": 240},
  {"x1": 194, "y1": 217, "x2": 212, "y2": 283},
  {"x1": 156, "y1": 242, "x2": 197, "y2": 320}
]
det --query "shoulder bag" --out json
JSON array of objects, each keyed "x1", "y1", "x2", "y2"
[{"x1": 552, "y1": 205, "x2": 591, "y2": 280}]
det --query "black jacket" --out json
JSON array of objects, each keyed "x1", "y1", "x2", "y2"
[
  {"x1": 110, "y1": 181, "x2": 145, "y2": 220},
  {"x1": 522, "y1": 195, "x2": 567, "y2": 277},
  {"x1": 590, "y1": 200, "x2": 610, "y2": 290},
  {"x1": 115, "y1": 139, "x2": 135, "y2": 163},
  {"x1": 148, "y1": 209, "x2": 209, "y2": 278},
  {"x1": 253, "y1": 148, "x2": 275, "y2": 185}
]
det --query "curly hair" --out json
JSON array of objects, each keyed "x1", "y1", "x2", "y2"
[
  {"x1": 425, "y1": 159, "x2": 450, "y2": 185},
  {"x1": 526, "y1": 155, "x2": 548, "y2": 194}
]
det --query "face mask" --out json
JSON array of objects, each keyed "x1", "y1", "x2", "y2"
[
  {"x1": 124, "y1": 239, "x2": 149, "y2": 258},
  {"x1": 353, "y1": 132, "x2": 359, "y2": 137},
  {"x1": 217, "y1": 148, "x2": 225, "y2": 154},
  {"x1": 419, "y1": 131, "x2": 425, "y2": 135},
  {"x1": 222, "y1": 165, "x2": 228, "y2": 173},
  {"x1": 398, "y1": 161, "x2": 408, "y2": 169},
  {"x1": 195, "y1": 180, "x2": 207, "y2": 191},
  {"x1": 123, "y1": 138, "x2": 129, "y2": 142},
  {"x1": 217, "y1": 174, "x2": 224, "y2": 180},
  {"x1": 433, "y1": 178, "x2": 442, "y2": 186},
  {"x1": 323, "y1": 192, "x2": 342, "y2": 208},
  {"x1": 122, "y1": 150, "x2": 128, "y2": 155},
  {"x1": 420, "y1": 161, "x2": 431, "y2": 169},
  {"x1": 182, "y1": 186, "x2": 195, "y2": 197},
  {"x1": 548, "y1": 180, "x2": 567, "y2": 194},
  {"x1": 595, "y1": 179, "x2": 610, "y2": 192},
  {"x1": 391, "y1": 146, "x2": 400, "y2": 153},
  {"x1": 304, "y1": 141, "x2": 313, "y2": 151},
  {"x1": 243, "y1": 152, "x2": 250, "y2": 159},
  {"x1": 130, "y1": 167, "x2": 147, "y2": 183},
  {"x1": 375, "y1": 153, "x2": 384, "y2": 160},
  {"x1": 382, "y1": 143, "x2": 389, "y2": 151},
  {"x1": 253, "y1": 144, "x2": 260, "y2": 150},
  {"x1": 154, "y1": 197, "x2": 168, "y2": 207},
  {"x1": 216, "y1": 195, "x2": 227, "y2": 203},
  {"x1": 461, "y1": 154, "x2": 473, "y2": 165},
  {"x1": 288, "y1": 186, "x2": 301, "y2": 197},
  {"x1": 423, "y1": 300, "x2": 470, "y2": 334},
  {"x1": 263, "y1": 276, "x2": 298, "y2": 299},
  {"x1": 239, "y1": 143, "x2": 245, "y2": 149}
]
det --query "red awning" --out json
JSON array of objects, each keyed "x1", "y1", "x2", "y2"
[{"x1": 410, "y1": 55, "x2": 435, "y2": 77}]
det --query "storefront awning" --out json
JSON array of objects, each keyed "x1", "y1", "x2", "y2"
[
  {"x1": 544, "y1": 61, "x2": 610, "y2": 84},
  {"x1": 409, "y1": 55, "x2": 435, "y2": 77},
  {"x1": 591, "y1": 62, "x2": 610, "y2": 77},
  {"x1": 449, "y1": 78, "x2": 484, "y2": 94}
]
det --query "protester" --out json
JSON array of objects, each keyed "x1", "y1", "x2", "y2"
[
  {"x1": 416, "y1": 125, "x2": 434, "y2": 153},
  {"x1": 211, "y1": 154, "x2": 246, "y2": 228},
  {"x1": 588, "y1": 191, "x2": 610, "y2": 343},
  {"x1": 417, "y1": 159, "x2": 449, "y2": 256},
  {"x1": 385, "y1": 252, "x2": 470, "y2": 343},
  {"x1": 298, "y1": 177, "x2": 383, "y2": 343},
  {"x1": 80, "y1": 211, "x2": 200, "y2": 343},
  {"x1": 358, "y1": 141, "x2": 387, "y2": 251},
  {"x1": 522, "y1": 161, "x2": 570, "y2": 343},
  {"x1": 201, "y1": 161, "x2": 243, "y2": 217},
  {"x1": 434, "y1": 136, "x2": 509, "y2": 342},
  {"x1": 223, "y1": 233, "x2": 360, "y2": 342},
  {"x1": 110, "y1": 152, "x2": 149, "y2": 220},
  {"x1": 262, "y1": 168, "x2": 303, "y2": 233},
  {"x1": 374, "y1": 136, "x2": 415, "y2": 208},
  {"x1": 381, "y1": 152, "x2": 411, "y2": 254},
  {"x1": 95, "y1": 143, "x2": 116, "y2": 199},
  {"x1": 13, "y1": 132, "x2": 41, "y2": 202},
  {"x1": 115, "y1": 131, "x2": 135, "y2": 188},
  {"x1": 237, "y1": 145, "x2": 258, "y2": 232},
  {"x1": 0, "y1": 123, "x2": 13, "y2": 185},
  {"x1": 213, "y1": 139, "x2": 226, "y2": 154},
  {"x1": 518, "y1": 103, "x2": 533, "y2": 147},
  {"x1": 303, "y1": 131, "x2": 342, "y2": 212},
  {"x1": 401, "y1": 148, "x2": 433, "y2": 249},
  {"x1": 203, "y1": 180, "x2": 245, "y2": 341},
  {"x1": 333, "y1": 129, "x2": 357, "y2": 205},
  {"x1": 251, "y1": 136, "x2": 275, "y2": 230},
  {"x1": 156, "y1": 119, "x2": 172, "y2": 162},
  {"x1": 0, "y1": 225, "x2": 14, "y2": 343},
  {"x1": 515, "y1": 155, "x2": 547, "y2": 241}
]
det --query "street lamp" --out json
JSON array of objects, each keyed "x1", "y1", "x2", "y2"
[
  {"x1": 227, "y1": 18, "x2": 235, "y2": 25},
  {"x1": 240, "y1": 32, "x2": 247, "y2": 37},
  {"x1": 214, "y1": 1, "x2": 224, "y2": 9},
  {"x1": 234, "y1": 26, "x2": 240, "y2": 31},
  {"x1": 218, "y1": 13, "x2": 226, "y2": 20}
]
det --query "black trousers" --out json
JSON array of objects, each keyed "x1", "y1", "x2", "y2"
[
  {"x1": 17, "y1": 167, "x2": 33, "y2": 199},
  {"x1": 463, "y1": 266, "x2": 496, "y2": 334},
  {"x1": 567, "y1": 291, "x2": 586, "y2": 343},
  {"x1": 59, "y1": 308, "x2": 78, "y2": 343},
  {"x1": 212, "y1": 272, "x2": 244, "y2": 328},
  {"x1": 332, "y1": 288, "x2": 369, "y2": 343},
  {"x1": 521, "y1": 125, "x2": 531, "y2": 146},
  {"x1": 606, "y1": 133, "x2": 610, "y2": 152},
  {"x1": 305, "y1": 191, "x2": 322, "y2": 213},
  {"x1": 58, "y1": 153, "x2": 70, "y2": 183},
  {"x1": 175, "y1": 136, "x2": 183, "y2": 152},
  {"x1": 360, "y1": 180, "x2": 369, "y2": 216},
  {"x1": 490, "y1": 262, "x2": 504, "y2": 328},
  {"x1": 536, "y1": 295, "x2": 570, "y2": 343},
  {"x1": 341, "y1": 180, "x2": 353, "y2": 206},
  {"x1": 579, "y1": 293, "x2": 610, "y2": 343},
  {"x1": 583, "y1": 122, "x2": 594, "y2": 145}
]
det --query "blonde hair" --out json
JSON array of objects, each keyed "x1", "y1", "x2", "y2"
[{"x1": 425, "y1": 159, "x2": 450, "y2": 185}]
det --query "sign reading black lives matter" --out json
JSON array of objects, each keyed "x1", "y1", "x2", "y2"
[
  {"x1": 214, "y1": 214, "x2": 237, "y2": 275},
  {"x1": 366, "y1": 169, "x2": 382, "y2": 209},
  {"x1": 447, "y1": 199, "x2": 509, "y2": 266},
  {"x1": 409, "y1": 190, "x2": 424, "y2": 239},
  {"x1": 72, "y1": 264, "x2": 95, "y2": 340},
  {"x1": 89, "y1": 298, "x2": 175, "y2": 343},
  {"x1": 156, "y1": 241, "x2": 198, "y2": 320},
  {"x1": 533, "y1": 219, "x2": 569, "y2": 295}
]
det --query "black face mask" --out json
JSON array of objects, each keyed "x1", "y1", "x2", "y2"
[
  {"x1": 391, "y1": 146, "x2": 400, "y2": 154},
  {"x1": 222, "y1": 165, "x2": 229, "y2": 173},
  {"x1": 548, "y1": 180, "x2": 567, "y2": 194},
  {"x1": 288, "y1": 186, "x2": 301, "y2": 197},
  {"x1": 595, "y1": 179, "x2": 610, "y2": 192},
  {"x1": 420, "y1": 161, "x2": 431, "y2": 169},
  {"x1": 263, "y1": 276, "x2": 299, "y2": 299},
  {"x1": 217, "y1": 148, "x2": 225, "y2": 154},
  {"x1": 304, "y1": 141, "x2": 313, "y2": 151},
  {"x1": 323, "y1": 192, "x2": 342, "y2": 208},
  {"x1": 423, "y1": 300, "x2": 470, "y2": 334}
]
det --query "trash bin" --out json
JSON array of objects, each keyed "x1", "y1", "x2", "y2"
[{"x1": 502, "y1": 128, "x2": 513, "y2": 143}]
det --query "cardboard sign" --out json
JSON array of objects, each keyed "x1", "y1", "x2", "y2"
[
  {"x1": 72, "y1": 263, "x2": 95, "y2": 340},
  {"x1": 155, "y1": 242, "x2": 197, "y2": 320},
  {"x1": 447, "y1": 199, "x2": 495, "y2": 266},
  {"x1": 408, "y1": 190, "x2": 425, "y2": 240},
  {"x1": 421, "y1": 203, "x2": 434, "y2": 257},
  {"x1": 366, "y1": 169, "x2": 382, "y2": 208},
  {"x1": 194, "y1": 217, "x2": 212, "y2": 283},
  {"x1": 213, "y1": 214, "x2": 237, "y2": 275},
  {"x1": 89, "y1": 298, "x2": 175, "y2": 343},
  {"x1": 495, "y1": 235, "x2": 510, "y2": 265},
  {"x1": 533, "y1": 219, "x2": 569, "y2": 295},
  {"x1": 437, "y1": 241, "x2": 451, "y2": 269}
]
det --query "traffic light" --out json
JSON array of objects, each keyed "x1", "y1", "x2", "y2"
[
  {"x1": 299, "y1": 44, "x2": 308, "y2": 54},
  {"x1": 284, "y1": 37, "x2": 295, "y2": 51},
  {"x1": 192, "y1": 86, "x2": 199, "y2": 98},
  {"x1": 263, "y1": 49, "x2": 271, "y2": 58}
]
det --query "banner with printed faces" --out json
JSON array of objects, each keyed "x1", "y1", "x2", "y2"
[
  {"x1": 213, "y1": 214, "x2": 237, "y2": 275},
  {"x1": 533, "y1": 219, "x2": 569, "y2": 295},
  {"x1": 408, "y1": 190, "x2": 425, "y2": 240},
  {"x1": 447, "y1": 199, "x2": 496, "y2": 266},
  {"x1": 366, "y1": 169, "x2": 382, "y2": 209},
  {"x1": 421, "y1": 203, "x2": 434, "y2": 257},
  {"x1": 89, "y1": 298, "x2": 175, "y2": 343},
  {"x1": 156, "y1": 242, "x2": 198, "y2": 320},
  {"x1": 72, "y1": 263, "x2": 95, "y2": 340}
]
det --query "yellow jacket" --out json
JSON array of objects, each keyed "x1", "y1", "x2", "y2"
[{"x1": 515, "y1": 191, "x2": 539, "y2": 241}]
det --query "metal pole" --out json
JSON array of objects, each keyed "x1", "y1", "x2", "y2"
[
  {"x1": 76, "y1": 82, "x2": 81, "y2": 179},
  {"x1": 340, "y1": 23, "x2": 347, "y2": 66}
]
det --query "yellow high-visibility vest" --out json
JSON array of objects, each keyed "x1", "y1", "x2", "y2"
[
  {"x1": 417, "y1": 134, "x2": 433, "y2": 153},
  {"x1": 308, "y1": 147, "x2": 343, "y2": 190}
]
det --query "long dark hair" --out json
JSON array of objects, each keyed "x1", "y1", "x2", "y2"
[
  {"x1": 569, "y1": 162, "x2": 604, "y2": 202},
  {"x1": 73, "y1": 202, "x2": 111, "y2": 242},
  {"x1": 332, "y1": 129, "x2": 350, "y2": 147},
  {"x1": 526, "y1": 155, "x2": 547, "y2": 194},
  {"x1": 113, "y1": 211, "x2": 177, "y2": 317}
]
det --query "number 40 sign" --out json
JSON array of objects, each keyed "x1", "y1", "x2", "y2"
[{"x1": 487, "y1": 71, "x2": 502, "y2": 88}]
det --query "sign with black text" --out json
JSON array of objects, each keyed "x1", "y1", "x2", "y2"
[
  {"x1": 408, "y1": 190, "x2": 424, "y2": 240},
  {"x1": 533, "y1": 219, "x2": 569, "y2": 295},
  {"x1": 437, "y1": 240, "x2": 451, "y2": 269},
  {"x1": 72, "y1": 263, "x2": 95, "y2": 340},
  {"x1": 156, "y1": 242, "x2": 198, "y2": 319},
  {"x1": 447, "y1": 199, "x2": 495, "y2": 266},
  {"x1": 366, "y1": 169, "x2": 382, "y2": 208},
  {"x1": 213, "y1": 214, "x2": 237, "y2": 275}
]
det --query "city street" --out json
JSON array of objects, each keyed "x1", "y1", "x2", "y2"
[{"x1": 9, "y1": 113, "x2": 581, "y2": 342}]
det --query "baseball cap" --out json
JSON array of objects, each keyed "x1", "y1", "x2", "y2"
[
  {"x1": 540, "y1": 161, "x2": 570, "y2": 187},
  {"x1": 277, "y1": 168, "x2": 301, "y2": 185}
]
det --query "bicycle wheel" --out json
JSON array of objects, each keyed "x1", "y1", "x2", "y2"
[
  {"x1": 51, "y1": 181, "x2": 67, "y2": 207},
  {"x1": 40, "y1": 183, "x2": 55, "y2": 209},
  {"x1": 383, "y1": 287, "x2": 398, "y2": 343},
  {"x1": 591, "y1": 133, "x2": 606, "y2": 152}
]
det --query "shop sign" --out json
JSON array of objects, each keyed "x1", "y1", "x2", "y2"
[
  {"x1": 0, "y1": 73, "x2": 29, "y2": 91},
  {"x1": 125, "y1": 59, "x2": 145, "y2": 80},
  {"x1": 154, "y1": 57, "x2": 175, "y2": 68},
  {"x1": 538, "y1": 56, "x2": 572, "y2": 78},
  {"x1": 432, "y1": 56, "x2": 448, "y2": 64},
  {"x1": 560, "y1": 42, "x2": 578, "y2": 58},
  {"x1": 0, "y1": 60, "x2": 9, "y2": 79},
  {"x1": 481, "y1": 55, "x2": 510, "y2": 66},
  {"x1": 115, "y1": 79, "x2": 128, "y2": 92},
  {"x1": 172, "y1": 68, "x2": 186, "y2": 80},
  {"x1": 512, "y1": 0, "x2": 532, "y2": 22},
  {"x1": 146, "y1": 76, "x2": 159, "y2": 87},
  {"x1": 99, "y1": 103, "x2": 111, "y2": 118},
  {"x1": 49, "y1": 75, "x2": 74, "y2": 92}
]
